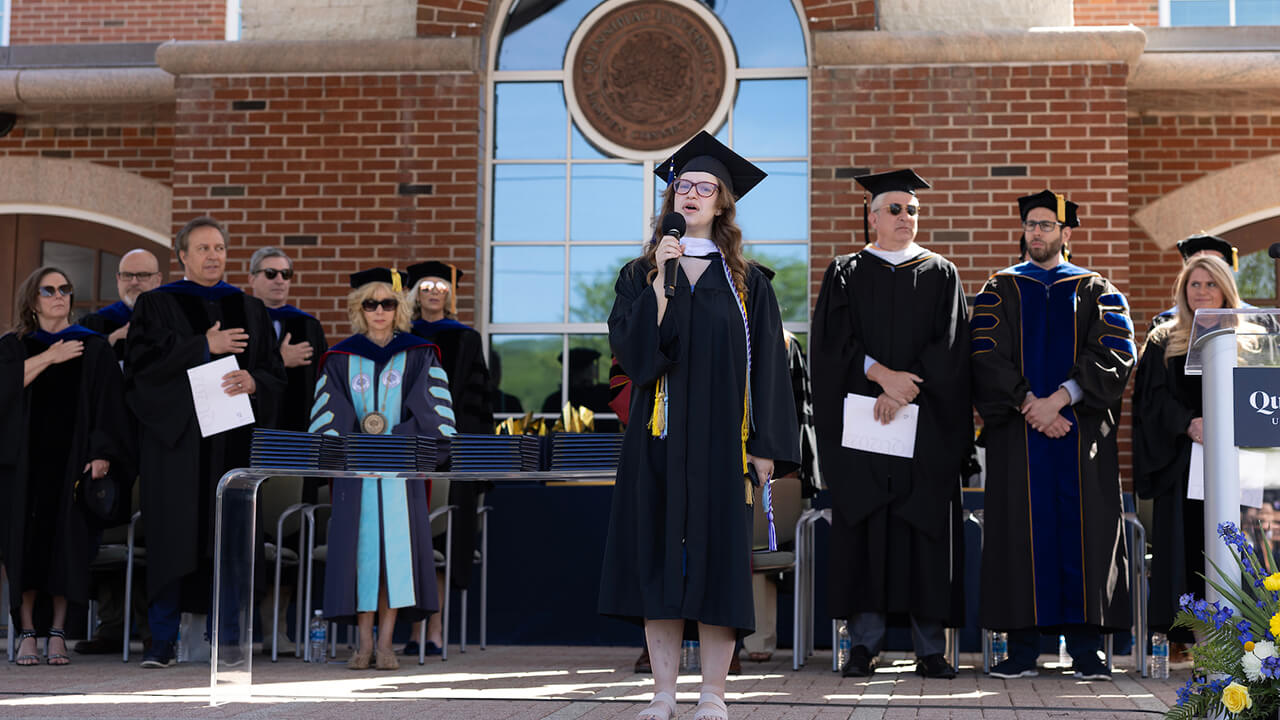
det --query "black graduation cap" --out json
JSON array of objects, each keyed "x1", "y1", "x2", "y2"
[
  {"x1": 558, "y1": 347, "x2": 601, "y2": 374},
  {"x1": 407, "y1": 260, "x2": 463, "y2": 314},
  {"x1": 1017, "y1": 189, "x2": 1079, "y2": 228},
  {"x1": 349, "y1": 267, "x2": 407, "y2": 291},
  {"x1": 852, "y1": 169, "x2": 930, "y2": 243},
  {"x1": 653, "y1": 130, "x2": 767, "y2": 201},
  {"x1": 1177, "y1": 234, "x2": 1238, "y2": 271}
]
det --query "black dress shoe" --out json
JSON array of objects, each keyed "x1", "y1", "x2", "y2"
[
  {"x1": 915, "y1": 653, "x2": 957, "y2": 679},
  {"x1": 74, "y1": 637, "x2": 124, "y2": 655},
  {"x1": 841, "y1": 645, "x2": 877, "y2": 677}
]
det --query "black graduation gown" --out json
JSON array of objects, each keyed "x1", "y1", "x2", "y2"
[
  {"x1": 784, "y1": 332, "x2": 822, "y2": 498},
  {"x1": 809, "y1": 250, "x2": 971, "y2": 625},
  {"x1": 125, "y1": 280, "x2": 286, "y2": 605},
  {"x1": 267, "y1": 305, "x2": 329, "y2": 433},
  {"x1": 310, "y1": 333, "x2": 453, "y2": 623},
  {"x1": 598, "y1": 258, "x2": 799, "y2": 634},
  {"x1": 80, "y1": 300, "x2": 133, "y2": 363},
  {"x1": 0, "y1": 327, "x2": 134, "y2": 620},
  {"x1": 971, "y1": 261, "x2": 1135, "y2": 632},
  {"x1": 1132, "y1": 327, "x2": 1203, "y2": 635},
  {"x1": 411, "y1": 318, "x2": 493, "y2": 591}
]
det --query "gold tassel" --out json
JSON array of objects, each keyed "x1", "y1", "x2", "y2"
[
  {"x1": 391, "y1": 267, "x2": 402, "y2": 293},
  {"x1": 1055, "y1": 193, "x2": 1065, "y2": 224},
  {"x1": 649, "y1": 376, "x2": 666, "y2": 437}
]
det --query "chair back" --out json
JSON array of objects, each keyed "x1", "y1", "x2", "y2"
[{"x1": 429, "y1": 478, "x2": 451, "y2": 537}]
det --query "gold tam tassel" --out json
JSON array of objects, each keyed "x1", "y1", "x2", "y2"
[{"x1": 649, "y1": 376, "x2": 667, "y2": 437}]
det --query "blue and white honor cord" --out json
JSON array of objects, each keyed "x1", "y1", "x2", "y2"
[{"x1": 762, "y1": 471, "x2": 777, "y2": 552}]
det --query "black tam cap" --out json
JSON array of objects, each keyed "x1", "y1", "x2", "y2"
[
  {"x1": 558, "y1": 347, "x2": 602, "y2": 373},
  {"x1": 1177, "y1": 234, "x2": 1238, "y2": 271},
  {"x1": 654, "y1": 130, "x2": 767, "y2": 201},
  {"x1": 853, "y1": 169, "x2": 930, "y2": 199},
  {"x1": 1017, "y1": 189, "x2": 1079, "y2": 228},
  {"x1": 349, "y1": 267, "x2": 407, "y2": 291},
  {"x1": 407, "y1": 261, "x2": 463, "y2": 286}
]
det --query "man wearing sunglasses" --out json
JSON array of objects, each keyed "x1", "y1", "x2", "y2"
[
  {"x1": 971, "y1": 190, "x2": 1135, "y2": 681},
  {"x1": 125, "y1": 216, "x2": 286, "y2": 669},
  {"x1": 248, "y1": 247, "x2": 328, "y2": 433},
  {"x1": 80, "y1": 249, "x2": 163, "y2": 362},
  {"x1": 811, "y1": 169, "x2": 972, "y2": 680}
]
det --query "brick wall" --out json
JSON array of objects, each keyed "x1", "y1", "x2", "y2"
[
  {"x1": 172, "y1": 73, "x2": 483, "y2": 336},
  {"x1": 9, "y1": 0, "x2": 224, "y2": 44},
  {"x1": 0, "y1": 124, "x2": 174, "y2": 184},
  {"x1": 1127, "y1": 113, "x2": 1280, "y2": 343},
  {"x1": 416, "y1": 0, "x2": 487, "y2": 37},
  {"x1": 799, "y1": 0, "x2": 877, "y2": 31},
  {"x1": 1074, "y1": 0, "x2": 1159, "y2": 27}
]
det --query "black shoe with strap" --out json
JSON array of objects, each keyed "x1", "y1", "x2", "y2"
[
  {"x1": 915, "y1": 653, "x2": 957, "y2": 679},
  {"x1": 841, "y1": 645, "x2": 877, "y2": 677}
]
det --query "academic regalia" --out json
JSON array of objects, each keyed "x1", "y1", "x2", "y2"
[
  {"x1": 598, "y1": 258, "x2": 799, "y2": 634},
  {"x1": 124, "y1": 279, "x2": 286, "y2": 606},
  {"x1": 783, "y1": 331, "x2": 822, "y2": 498},
  {"x1": 310, "y1": 332, "x2": 455, "y2": 624},
  {"x1": 267, "y1": 304, "x2": 329, "y2": 432},
  {"x1": 971, "y1": 260, "x2": 1136, "y2": 632},
  {"x1": 809, "y1": 249, "x2": 971, "y2": 626},
  {"x1": 411, "y1": 316, "x2": 493, "y2": 590},
  {"x1": 80, "y1": 300, "x2": 133, "y2": 362},
  {"x1": 0, "y1": 326, "x2": 134, "y2": 622},
  {"x1": 1132, "y1": 325, "x2": 1203, "y2": 638}
]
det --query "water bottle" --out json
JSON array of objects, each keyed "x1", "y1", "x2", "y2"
[
  {"x1": 680, "y1": 640, "x2": 700, "y2": 673},
  {"x1": 308, "y1": 610, "x2": 327, "y2": 663},
  {"x1": 1151, "y1": 632, "x2": 1169, "y2": 679},
  {"x1": 836, "y1": 620, "x2": 852, "y2": 672},
  {"x1": 991, "y1": 631, "x2": 1008, "y2": 666},
  {"x1": 1058, "y1": 634, "x2": 1070, "y2": 666}
]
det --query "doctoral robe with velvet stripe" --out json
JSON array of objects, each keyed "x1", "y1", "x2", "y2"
[
  {"x1": 598, "y1": 258, "x2": 798, "y2": 635},
  {"x1": 310, "y1": 333, "x2": 455, "y2": 623},
  {"x1": 971, "y1": 261, "x2": 1135, "y2": 632},
  {"x1": 810, "y1": 250, "x2": 971, "y2": 626}
]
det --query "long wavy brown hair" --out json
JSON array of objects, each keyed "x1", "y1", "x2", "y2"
[
  {"x1": 13, "y1": 265, "x2": 75, "y2": 336},
  {"x1": 643, "y1": 175, "x2": 747, "y2": 296}
]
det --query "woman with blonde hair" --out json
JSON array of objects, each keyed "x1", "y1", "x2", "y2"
[
  {"x1": 1, "y1": 266, "x2": 133, "y2": 666},
  {"x1": 1133, "y1": 253, "x2": 1244, "y2": 655},
  {"x1": 599, "y1": 132, "x2": 798, "y2": 720},
  {"x1": 309, "y1": 268, "x2": 456, "y2": 670}
]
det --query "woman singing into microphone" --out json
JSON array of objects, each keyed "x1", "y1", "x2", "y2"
[{"x1": 598, "y1": 132, "x2": 799, "y2": 720}]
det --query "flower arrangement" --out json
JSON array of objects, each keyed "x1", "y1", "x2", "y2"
[{"x1": 1168, "y1": 521, "x2": 1280, "y2": 719}]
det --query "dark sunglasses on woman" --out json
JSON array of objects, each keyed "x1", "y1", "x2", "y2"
[
  {"x1": 39, "y1": 284, "x2": 74, "y2": 297},
  {"x1": 362, "y1": 298, "x2": 398, "y2": 312}
]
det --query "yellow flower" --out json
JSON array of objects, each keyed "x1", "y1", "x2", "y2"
[
  {"x1": 1265, "y1": 573, "x2": 1280, "y2": 592},
  {"x1": 1222, "y1": 681, "x2": 1252, "y2": 714},
  {"x1": 1271, "y1": 611, "x2": 1280, "y2": 640}
]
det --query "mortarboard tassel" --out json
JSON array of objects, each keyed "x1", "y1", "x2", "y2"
[
  {"x1": 1055, "y1": 193, "x2": 1066, "y2": 224},
  {"x1": 862, "y1": 193, "x2": 870, "y2": 244},
  {"x1": 762, "y1": 471, "x2": 777, "y2": 552},
  {"x1": 449, "y1": 265, "x2": 457, "y2": 316},
  {"x1": 1232, "y1": 247, "x2": 1239, "y2": 272},
  {"x1": 391, "y1": 267, "x2": 402, "y2": 293}
]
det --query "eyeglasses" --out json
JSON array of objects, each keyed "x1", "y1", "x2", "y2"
[
  {"x1": 419, "y1": 280, "x2": 450, "y2": 293},
  {"x1": 361, "y1": 298, "x2": 398, "y2": 312},
  {"x1": 672, "y1": 179, "x2": 719, "y2": 198},
  {"x1": 117, "y1": 271, "x2": 158, "y2": 282},
  {"x1": 1022, "y1": 220, "x2": 1063, "y2": 233},
  {"x1": 255, "y1": 268, "x2": 294, "y2": 280},
  {"x1": 38, "y1": 284, "x2": 74, "y2": 298},
  {"x1": 878, "y1": 203, "x2": 920, "y2": 217}
]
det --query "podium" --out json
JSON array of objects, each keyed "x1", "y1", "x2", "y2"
[{"x1": 1186, "y1": 308, "x2": 1280, "y2": 606}]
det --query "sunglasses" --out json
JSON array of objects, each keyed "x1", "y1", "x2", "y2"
[
  {"x1": 879, "y1": 203, "x2": 920, "y2": 217},
  {"x1": 672, "y1": 179, "x2": 719, "y2": 198},
  {"x1": 256, "y1": 268, "x2": 294, "y2": 280},
  {"x1": 361, "y1": 298, "x2": 399, "y2": 312},
  {"x1": 38, "y1": 284, "x2": 74, "y2": 298},
  {"x1": 419, "y1": 280, "x2": 450, "y2": 293},
  {"x1": 117, "y1": 271, "x2": 158, "y2": 282},
  {"x1": 1022, "y1": 220, "x2": 1063, "y2": 233}
]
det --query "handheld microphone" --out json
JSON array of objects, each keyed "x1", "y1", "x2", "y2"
[
  {"x1": 661, "y1": 212, "x2": 686, "y2": 299},
  {"x1": 1269, "y1": 242, "x2": 1280, "y2": 260}
]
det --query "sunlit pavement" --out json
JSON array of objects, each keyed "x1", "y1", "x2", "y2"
[{"x1": 0, "y1": 646, "x2": 1184, "y2": 719}]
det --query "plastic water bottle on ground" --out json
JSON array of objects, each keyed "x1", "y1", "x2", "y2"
[
  {"x1": 1058, "y1": 634, "x2": 1070, "y2": 666},
  {"x1": 991, "y1": 631, "x2": 1008, "y2": 666},
  {"x1": 309, "y1": 610, "x2": 327, "y2": 663},
  {"x1": 836, "y1": 621, "x2": 851, "y2": 672},
  {"x1": 680, "y1": 640, "x2": 700, "y2": 673},
  {"x1": 1151, "y1": 632, "x2": 1169, "y2": 679}
]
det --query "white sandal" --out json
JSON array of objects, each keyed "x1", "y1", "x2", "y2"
[
  {"x1": 692, "y1": 691, "x2": 729, "y2": 720},
  {"x1": 636, "y1": 690, "x2": 678, "y2": 720}
]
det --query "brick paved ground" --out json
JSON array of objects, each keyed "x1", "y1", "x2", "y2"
[{"x1": 0, "y1": 645, "x2": 1183, "y2": 719}]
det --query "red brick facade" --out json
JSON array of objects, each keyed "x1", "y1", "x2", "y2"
[
  {"x1": 1074, "y1": 0, "x2": 1160, "y2": 27},
  {"x1": 0, "y1": 125, "x2": 174, "y2": 184},
  {"x1": 9, "y1": 0, "x2": 224, "y2": 44},
  {"x1": 416, "y1": 0, "x2": 488, "y2": 37},
  {"x1": 171, "y1": 73, "x2": 483, "y2": 331},
  {"x1": 799, "y1": 1, "x2": 878, "y2": 32}
]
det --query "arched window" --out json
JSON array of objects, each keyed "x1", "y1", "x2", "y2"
[{"x1": 484, "y1": 0, "x2": 810, "y2": 419}]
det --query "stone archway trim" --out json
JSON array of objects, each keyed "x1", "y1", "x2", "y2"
[
  {"x1": 1133, "y1": 154, "x2": 1280, "y2": 249},
  {"x1": 0, "y1": 157, "x2": 172, "y2": 247}
]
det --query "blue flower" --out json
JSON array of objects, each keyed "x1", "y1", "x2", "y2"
[
  {"x1": 1262, "y1": 656, "x2": 1280, "y2": 679},
  {"x1": 1175, "y1": 678, "x2": 1195, "y2": 706},
  {"x1": 1214, "y1": 605, "x2": 1235, "y2": 629},
  {"x1": 1180, "y1": 593, "x2": 1195, "y2": 609},
  {"x1": 1238, "y1": 619, "x2": 1255, "y2": 644}
]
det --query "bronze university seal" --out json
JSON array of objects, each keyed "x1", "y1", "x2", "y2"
[{"x1": 566, "y1": 0, "x2": 734, "y2": 158}]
